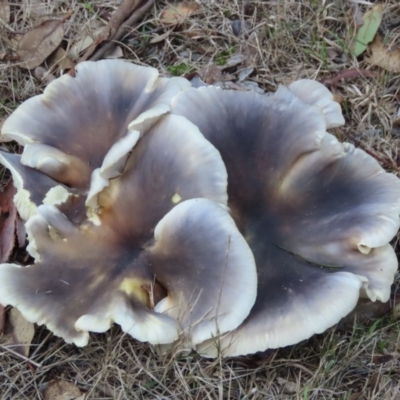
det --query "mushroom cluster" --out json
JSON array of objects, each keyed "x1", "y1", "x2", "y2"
[{"x1": 0, "y1": 59, "x2": 399, "y2": 357}]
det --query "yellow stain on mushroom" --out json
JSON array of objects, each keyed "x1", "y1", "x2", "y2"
[
  {"x1": 119, "y1": 277, "x2": 150, "y2": 307},
  {"x1": 172, "y1": 193, "x2": 182, "y2": 204}
]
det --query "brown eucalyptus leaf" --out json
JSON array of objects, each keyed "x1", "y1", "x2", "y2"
[
  {"x1": 17, "y1": 19, "x2": 65, "y2": 69},
  {"x1": 160, "y1": 2, "x2": 199, "y2": 25},
  {"x1": 366, "y1": 34, "x2": 400, "y2": 73},
  {"x1": 44, "y1": 380, "x2": 82, "y2": 400},
  {"x1": 2, "y1": 308, "x2": 34, "y2": 357},
  {"x1": 48, "y1": 47, "x2": 75, "y2": 70},
  {"x1": 104, "y1": 45, "x2": 123, "y2": 59},
  {"x1": 0, "y1": 87, "x2": 12, "y2": 102}
]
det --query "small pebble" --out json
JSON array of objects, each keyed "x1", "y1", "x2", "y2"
[{"x1": 231, "y1": 20, "x2": 242, "y2": 36}]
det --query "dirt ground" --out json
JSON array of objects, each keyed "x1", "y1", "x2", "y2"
[{"x1": 1, "y1": 0, "x2": 400, "y2": 399}]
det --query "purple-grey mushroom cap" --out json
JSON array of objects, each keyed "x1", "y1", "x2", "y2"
[
  {"x1": 171, "y1": 81, "x2": 400, "y2": 357},
  {"x1": 0, "y1": 60, "x2": 190, "y2": 220},
  {"x1": 0, "y1": 112, "x2": 257, "y2": 347}
]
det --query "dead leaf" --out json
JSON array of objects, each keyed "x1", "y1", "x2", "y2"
[
  {"x1": 48, "y1": 47, "x2": 75, "y2": 70},
  {"x1": 0, "y1": 0, "x2": 10, "y2": 24},
  {"x1": 196, "y1": 64, "x2": 235, "y2": 85},
  {"x1": 366, "y1": 34, "x2": 400, "y2": 73},
  {"x1": 276, "y1": 377, "x2": 297, "y2": 394},
  {"x1": 348, "y1": 392, "x2": 363, "y2": 400},
  {"x1": 44, "y1": 380, "x2": 82, "y2": 400},
  {"x1": 0, "y1": 87, "x2": 13, "y2": 102},
  {"x1": 1, "y1": 308, "x2": 34, "y2": 357},
  {"x1": 69, "y1": 35, "x2": 94, "y2": 60},
  {"x1": 372, "y1": 354, "x2": 393, "y2": 365},
  {"x1": 104, "y1": 45, "x2": 123, "y2": 59},
  {"x1": 225, "y1": 53, "x2": 246, "y2": 68},
  {"x1": 327, "y1": 48, "x2": 338, "y2": 60},
  {"x1": 0, "y1": 181, "x2": 17, "y2": 263},
  {"x1": 243, "y1": 29, "x2": 264, "y2": 68},
  {"x1": 160, "y1": 2, "x2": 199, "y2": 25},
  {"x1": 149, "y1": 30, "x2": 171, "y2": 44},
  {"x1": 17, "y1": 19, "x2": 65, "y2": 69},
  {"x1": 238, "y1": 67, "x2": 254, "y2": 82}
]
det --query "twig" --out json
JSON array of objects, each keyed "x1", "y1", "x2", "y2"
[
  {"x1": 0, "y1": 344, "x2": 42, "y2": 368},
  {"x1": 80, "y1": 0, "x2": 154, "y2": 62},
  {"x1": 90, "y1": 0, "x2": 154, "y2": 62},
  {"x1": 320, "y1": 68, "x2": 379, "y2": 87}
]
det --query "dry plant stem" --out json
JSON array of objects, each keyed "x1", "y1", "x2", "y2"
[
  {"x1": 90, "y1": 0, "x2": 155, "y2": 62},
  {"x1": 0, "y1": 345, "x2": 42, "y2": 368},
  {"x1": 80, "y1": 0, "x2": 154, "y2": 62}
]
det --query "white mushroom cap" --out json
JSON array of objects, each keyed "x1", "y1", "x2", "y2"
[{"x1": 288, "y1": 79, "x2": 345, "y2": 128}]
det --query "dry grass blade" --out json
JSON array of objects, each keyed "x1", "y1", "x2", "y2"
[{"x1": 0, "y1": 0, "x2": 10, "y2": 24}]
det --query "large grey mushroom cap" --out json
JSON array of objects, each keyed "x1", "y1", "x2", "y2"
[
  {"x1": 0, "y1": 60, "x2": 190, "y2": 219},
  {"x1": 0, "y1": 112, "x2": 257, "y2": 347},
  {"x1": 171, "y1": 81, "x2": 400, "y2": 357}
]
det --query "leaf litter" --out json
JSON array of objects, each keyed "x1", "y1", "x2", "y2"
[
  {"x1": 0, "y1": 181, "x2": 35, "y2": 362},
  {"x1": 366, "y1": 34, "x2": 400, "y2": 73},
  {"x1": 160, "y1": 2, "x2": 199, "y2": 25},
  {"x1": 43, "y1": 380, "x2": 83, "y2": 400},
  {"x1": 17, "y1": 12, "x2": 73, "y2": 69}
]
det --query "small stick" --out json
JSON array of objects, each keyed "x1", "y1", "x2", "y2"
[
  {"x1": 80, "y1": 0, "x2": 154, "y2": 62},
  {"x1": 90, "y1": 0, "x2": 154, "y2": 62},
  {"x1": 0, "y1": 344, "x2": 42, "y2": 368},
  {"x1": 320, "y1": 68, "x2": 378, "y2": 87}
]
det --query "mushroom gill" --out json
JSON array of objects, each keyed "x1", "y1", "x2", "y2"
[{"x1": 171, "y1": 81, "x2": 400, "y2": 357}]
